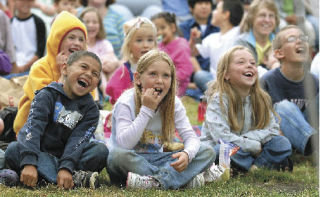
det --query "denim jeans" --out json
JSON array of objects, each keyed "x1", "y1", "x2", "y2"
[
  {"x1": 107, "y1": 144, "x2": 215, "y2": 189},
  {"x1": 5, "y1": 141, "x2": 108, "y2": 183},
  {"x1": 213, "y1": 136, "x2": 292, "y2": 171},
  {"x1": 275, "y1": 99, "x2": 318, "y2": 154},
  {"x1": 0, "y1": 149, "x2": 4, "y2": 169},
  {"x1": 193, "y1": 70, "x2": 214, "y2": 92}
]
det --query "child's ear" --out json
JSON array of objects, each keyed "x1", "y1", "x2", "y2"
[
  {"x1": 61, "y1": 62, "x2": 68, "y2": 76},
  {"x1": 274, "y1": 49, "x2": 284, "y2": 60},
  {"x1": 224, "y1": 10, "x2": 230, "y2": 21},
  {"x1": 224, "y1": 73, "x2": 230, "y2": 81},
  {"x1": 134, "y1": 72, "x2": 141, "y2": 85},
  {"x1": 170, "y1": 23, "x2": 177, "y2": 34}
]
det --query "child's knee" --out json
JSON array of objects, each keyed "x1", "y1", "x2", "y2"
[
  {"x1": 275, "y1": 100, "x2": 299, "y2": 115},
  {"x1": 198, "y1": 144, "x2": 216, "y2": 163}
]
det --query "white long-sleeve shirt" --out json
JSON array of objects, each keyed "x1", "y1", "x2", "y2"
[
  {"x1": 110, "y1": 88, "x2": 200, "y2": 162},
  {"x1": 201, "y1": 93, "x2": 280, "y2": 155}
]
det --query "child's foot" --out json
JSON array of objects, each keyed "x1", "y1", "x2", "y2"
[
  {"x1": 126, "y1": 172, "x2": 160, "y2": 189},
  {"x1": 186, "y1": 173, "x2": 205, "y2": 188},
  {"x1": 72, "y1": 170, "x2": 99, "y2": 189},
  {"x1": 0, "y1": 169, "x2": 19, "y2": 187},
  {"x1": 203, "y1": 164, "x2": 229, "y2": 183}
]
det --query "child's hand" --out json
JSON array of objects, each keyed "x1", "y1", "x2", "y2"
[
  {"x1": 57, "y1": 169, "x2": 74, "y2": 190},
  {"x1": 20, "y1": 165, "x2": 38, "y2": 187},
  {"x1": 170, "y1": 151, "x2": 189, "y2": 172},
  {"x1": 189, "y1": 27, "x2": 201, "y2": 45},
  {"x1": 56, "y1": 51, "x2": 68, "y2": 71},
  {"x1": 141, "y1": 88, "x2": 162, "y2": 111}
]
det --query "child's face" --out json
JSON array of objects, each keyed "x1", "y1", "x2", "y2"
[
  {"x1": 225, "y1": 49, "x2": 257, "y2": 97},
  {"x1": 136, "y1": 60, "x2": 172, "y2": 101},
  {"x1": 55, "y1": 0, "x2": 76, "y2": 14},
  {"x1": 62, "y1": 56, "x2": 101, "y2": 99},
  {"x1": 253, "y1": 7, "x2": 276, "y2": 38},
  {"x1": 276, "y1": 28, "x2": 309, "y2": 64},
  {"x1": 82, "y1": 11, "x2": 100, "y2": 41},
  {"x1": 15, "y1": 0, "x2": 34, "y2": 17},
  {"x1": 130, "y1": 26, "x2": 156, "y2": 63},
  {"x1": 152, "y1": 18, "x2": 176, "y2": 45},
  {"x1": 59, "y1": 29, "x2": 86, "y2": 57},
  {"x1": 211, "y1": 1, "x2": 225, "y2": 27},
  {"x1": 192, "y1": 1, "x2": 212, "y2": 21}
]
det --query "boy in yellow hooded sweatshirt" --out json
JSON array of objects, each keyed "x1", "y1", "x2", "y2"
[{"x1": 14, "y1": 11, "x2": 89, "y2": 134}]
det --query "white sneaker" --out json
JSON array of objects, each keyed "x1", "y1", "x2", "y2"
[
  {"x1": 126, "y1": 172, "x2": 160, "y2": 189},
  {"x1": 203, "y1": 163, "x2": 229, "y2": 183},
  {"x1": 186, "y1": 173, "x2": 205, "y2": 188}
]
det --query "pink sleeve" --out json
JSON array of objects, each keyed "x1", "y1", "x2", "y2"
[{"x1": 106, "y1": 65, "x2": 133, "y2": 104}]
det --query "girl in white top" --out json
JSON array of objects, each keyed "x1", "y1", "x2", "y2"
[{"x1": 107, "y1": 49, "x2": 216, "y2": 189}]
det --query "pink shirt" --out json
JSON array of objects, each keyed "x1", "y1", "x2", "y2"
[{"x1": 159, "y1": 37, "x2": 193, "y2": 97}]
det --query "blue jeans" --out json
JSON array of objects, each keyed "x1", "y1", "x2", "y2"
[
  {"x1": 0, "y1": 149, "x2": 4, "y2": 169},
  {"x1": 193, "y1": 70, "x2": 214, "y2": 92},
  {"x1": 275, "y1": 100, "x2": 318, "y2": 154},
  {"x1": 213, "y1": 136, "x2": 292, "y2": 171},
  {"x1": 107, "y1": 144, "x2": 215, "y2": 189},
  {"x1": 5, "y1": 141, "x2": 108, "y2": 184}
]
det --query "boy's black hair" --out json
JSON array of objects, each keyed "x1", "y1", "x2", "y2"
[
  {"x1": 188, "y1": 0, "x2": 213, "y2": 9},
  {"x1": 67, "y1": 50, "x2": 102, "y2": 70},
  {"x1": 54, "y1": 0, "x2": 76, "y2": 4},
  {"x1": 223, "y1": 0, "x2": 244, "y2": 26},
  {"x1": 80, "y1": 0, "x2": 114, "y2": 7}
]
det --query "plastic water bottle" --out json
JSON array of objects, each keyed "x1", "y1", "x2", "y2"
[{"x1": 197, "y1": 95, "x2": 207, "y2": 123}]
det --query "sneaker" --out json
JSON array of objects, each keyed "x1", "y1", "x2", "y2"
[
  {"x1": 72, "y1": 170, "x2": 99, "y2": 189},
  {"x1": 203, "y1": 164, "x2": 229, "y2": 183},
  {"x1": 126, "y1": 172, "x2": 160, "y2": 189},
  {"x1": 186, "y1": 173, "x2": 205, "y2": 188},
  {"x1": 0, "y1": 169, "x2": 19, "y2": 187}
]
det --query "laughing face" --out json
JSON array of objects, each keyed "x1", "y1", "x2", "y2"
[
  {"x1": 252, "y1": 7, "x2": 276, "y2": 38},
  {"x1": 81, "y1": 11, "x2": 100, "y2": 41},
  {"x1": 225, "y1": 49, "x2": 257, "y2": 98},
  {"x1": 276, "y1": 28, "x2": 309, "y2": 64},
  {"x1": 62, "y1": 56, "x2": 101, "y2": 99},
  {"x1": 59, "y1": 29, "x2": 86, "y2": 57}
]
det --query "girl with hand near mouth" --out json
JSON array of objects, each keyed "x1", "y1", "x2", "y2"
[
  {"x1": 106, "y1": 17, "x2": 157, "y2": 105},
  {"x1": 201, "y1": 46, "x2": 292, "y2": 172},
  {"x1": 107, "y1": 50, "x2": 215, "y2": 189}
]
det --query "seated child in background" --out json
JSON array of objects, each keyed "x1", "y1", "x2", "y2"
[
  {"x1": 151, "y1": 12, "x2": 194, "y2": 97},
  {"x1": 34, "y1": 0, "x2": 78, "y2": 16},
  {"x1": 4, "y1": 51, "x2": 108, "y2": 189},
  {"x1": 189, "y1": 0, "x2": 244, "y2": 93},
  {"x1": 13, "y1": 11, "x2": 89, "y2": 134},
  {"x1": 106, "y1": 17, "x2": 157, "y2": 105},
  {"x1": 107, "y1": 50, "x2": 223, "y2": 189},
  {"x1": 257, "y1": 47, "x2": 280, "y2": 77},
  {"x1": 79, "y1": 7, "x2": 119, "y2": 101},
  {"x1": 201, "y1": 46, "x2": 292, "y2": 172}
]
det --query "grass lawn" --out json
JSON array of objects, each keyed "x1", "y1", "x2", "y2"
[{"x1": 0, "y1": 96, "x2": 319, "y2": 196}]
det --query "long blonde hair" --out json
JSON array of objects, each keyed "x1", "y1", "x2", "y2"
[
  {"x1": 134, "y1": 49, "x2": 177, "y2": 143},
  {"x1": 206, "y1": 46, "x2": 277, "y2": 132}
]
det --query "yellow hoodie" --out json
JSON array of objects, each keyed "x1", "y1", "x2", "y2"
[{"x1": 14, "y1": 11, "x2": 87, "y2": 134}]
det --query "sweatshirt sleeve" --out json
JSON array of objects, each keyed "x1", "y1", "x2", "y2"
[
  {"x1": 58, "y1": 101, "x2": 99, "y2": 173},
  {"x1": 17, "y1": 89, "x2": 54, "y2": 168},
  {"x1": 114, "y1": 103, "x2": 155, "y2": 149},
  {"x1": 203, "y1": 95, "x2": 261, "y2": 154},
  {"x1": 174, "y1": 98, "x2": 200, "y2": 162}
]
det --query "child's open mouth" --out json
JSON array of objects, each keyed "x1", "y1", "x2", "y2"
[
  {"x1": 154, "y1": 88, "x2": 163, "y2": 95},
  {"x1": 296, "y1": 47, "x2": 306, "y2": 54},
  {"x1": 243, "y1": 72, "x2": 253, "y2": 78},
  {"x1": 78, "y1": 79, "x2": 88, "y2": 88}
]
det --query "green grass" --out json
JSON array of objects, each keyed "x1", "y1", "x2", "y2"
[{"x1": 1, "y1": 97, "x2": 318, "y2": 196}]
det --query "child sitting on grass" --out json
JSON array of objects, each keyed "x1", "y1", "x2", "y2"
[
  {"x1": 201, "y1": 46, "x2": 292, "y2": 172},
  {"x1": 2, "y1": 51, "x2": 108, "y2": 189}
]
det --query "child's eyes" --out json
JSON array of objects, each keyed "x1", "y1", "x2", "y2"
[
  {"x1": 148, "y1": 38, "x2": 154, "y2": 42},
  {"x1": 92, "y1": 72, "x2": 100, "y2": 78}
]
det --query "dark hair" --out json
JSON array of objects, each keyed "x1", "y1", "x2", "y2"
[
  {"x1": 188, "y1": 0, "x2": 213, "y2": 9},
  {"x1": 67, "y1": 50, "x2": 102, "y2": 70},
  {"x1": 223, "y1": 0, "x2": 244, "y2": 26},
  {"x1": 54, "y1": 0, "x2": 76, "y2": 4},
  {"x1": 151, "y1": 12, "x2": 183, "y2": 37},
  {"x1": 80, "y1": 0, "x2": 115, "y2": 7}
]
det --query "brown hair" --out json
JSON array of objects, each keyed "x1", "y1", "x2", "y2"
[
  {"x1": 79, "y1": 7, "x2": 106, "y2": 41},
  {"x1": 134, "y1": 49, "x2": 177, "y2": 143},
  {"x1": 206, "y1": 46, "x2": 278, "y2": 132}
]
